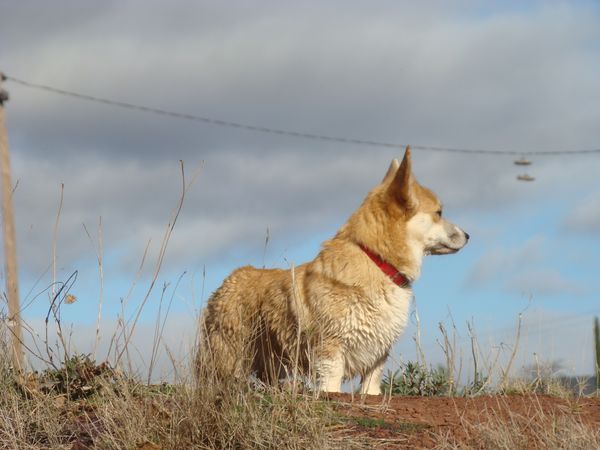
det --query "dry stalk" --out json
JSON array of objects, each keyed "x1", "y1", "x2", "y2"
[
  {"x1": 499, "y1": 312, "x2": 523, "y2": 389},
  {"x1": 467, "y1": 320, "x2": 480, "y2": 389},
  {"x1": 412, "y1": 295, "x2": 426, "y2": 367},
  {"x1": 51, "y1": 183, "x2": 63, "y2": 302},
  {"x1": 107, "y1": 238, "x2": 151, "y2": 371},
  {"x1": 115, "y1": 160, "x2": 201, "y2": 368},
  {"x1": 44, "y1": 270, "x2": 77, "y2": 368},
  {"x1": 438, "y1": 322, "x2": 456, "y2": 395},
  {"x1": 83, "y1": 217, "x2": 105, "y2": 360},
  {"x1": 148, "y1": 272, "x2": 185, "y2": 384},
  {"x1": 262, "y1": 226, "x2": 270, "y2": 269},
  {"x1": 290, "y1": 263, "x2": 303, "y2": 397}
]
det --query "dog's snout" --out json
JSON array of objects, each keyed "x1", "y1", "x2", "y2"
[{"x1": 464, "y1": 231, "x2": 470, "y2": 241}]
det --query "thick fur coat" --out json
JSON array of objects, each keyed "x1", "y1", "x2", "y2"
[{"x1": 199, "y1": 148, "x2": 468, "y2": 394}]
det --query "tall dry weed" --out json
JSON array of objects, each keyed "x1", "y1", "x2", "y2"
[
  {"x1": 0, "y1": 340, "x2": 350, "y2": 449},
  {"x1": 433, "y1": 395, "x2": 600, "y2": 449}
]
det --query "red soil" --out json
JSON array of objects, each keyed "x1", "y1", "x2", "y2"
[{"x1": 327, "y1": 393, "x2": 600, "y2": 448}]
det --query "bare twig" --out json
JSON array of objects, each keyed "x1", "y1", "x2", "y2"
[
  {"x1": 44, "y1": 271, "x2": 78, "y2": 368},
  {"x1": 500, "y1": 312, "x2": 523, "y2": 389},
  {"x1": 290, "y1": 263, "x2": 303, "y2": 396},
  {"x1": 4, "y1": 317, "x2": 54, "y2": 366},
  {"x1": 148, "y1": 282, "x2": 170, "y2": 384},
  {"x1": 262, "y1": 227, "x2": 270, "y2": 269},
  {"x1": 51, "y1": 183, "x2": 64, "y2": 299},
  {"x1": 148, "y1": 272, "x2": 185, "y2": 384},
  {"x1": 115, "y1": 161, "x2": 200, "y2": 367},
  {"x1": 438, "y1": 322, "x2": 456, "y2": 395},
  {"x1": 107, "y1": 238, "x2": 151, "y2": 368},
  {"x1": 467, "y1": 320, "x2": 479, "y2": 390},
  {"x1": 412, "y1": 295, "x2": 426, "y2": 367},
  {"x1": 83, "y1": 217, "x2": 105, "y2": 360}
]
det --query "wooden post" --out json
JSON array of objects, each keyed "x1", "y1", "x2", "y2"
[
  {"x1": 595, "y1": 317, "x2": 600, "y2": 391},
  {"x1": 0, "y1": 72, "x2": 23, "y2": 371}
]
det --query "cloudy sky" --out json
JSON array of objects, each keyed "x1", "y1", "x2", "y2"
[{"x1": 1, "y1": 1, "x2": 599, "y2": 380}]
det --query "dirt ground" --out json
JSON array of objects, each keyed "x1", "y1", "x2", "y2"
[{"x1": 326, "y1": 393, "x2": 600, "y2": 448}]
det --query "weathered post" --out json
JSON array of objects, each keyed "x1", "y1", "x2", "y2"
[
  {"x1": 594, "y1": 316, "x2": 600, "y2": 391},
  {"x1": 0, "y1": 72, "x2": 23, "y2": 371}
]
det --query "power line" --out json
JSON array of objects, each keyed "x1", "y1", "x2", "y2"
[{"x1": 4, "y1": 72, "x2": 600, "y2": 156}]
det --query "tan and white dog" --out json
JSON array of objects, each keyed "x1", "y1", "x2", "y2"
[{"x1": 199, "y1": 147, "x2": 468, "y2": 395}]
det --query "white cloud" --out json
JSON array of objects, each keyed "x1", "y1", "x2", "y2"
[
  {"x1": 2, "y1": 1, "x2": 599, "y2": 161},
  {"x1": 16, "y1": 314, "x2": 198, "y2": 381},
  {"x1": 1, "y1": 1, "x2": 599, "y2": 393},
  {"x1": 0, "y1": 1, "x2": 597, "y2": 311},
  {"x1": 506, "y1": 269, "x2": 583, "y2": 296},
  {"x1": 466, "y1": 235, "x2": 546, "y2": 286},
  {"x1": 563, "y1": 193, "x2": 600, "y2": 235},
  {"x1": 465, "y1": 236, "x2": 585, "y2": 297},
  {"x1": 388, "y1": 303, "x2": 598, "y2": 383}
]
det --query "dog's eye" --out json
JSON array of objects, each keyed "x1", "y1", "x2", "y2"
[{"x1": 435, "y1": 210, "x2": 442, "y2": 218}]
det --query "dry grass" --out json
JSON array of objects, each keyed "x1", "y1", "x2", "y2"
[
  {"x1": 0, "y1": 344, "x2": 355, "y2": 449},
  {"x1": 1, "y1": 174, "x2": 596, "y2": 448},
  {"x1": 434, "y1": 397, "x2": 600, "y2": 449},
  {"x1": 2, "y1": 351, "x2": 598, "y2": 450},
  {"x1": 1, "y1": 325, "x2": 599, "y2": 449},
  {"x1": 0, "y1": 166, "x2": 359, "y2": 449},
  {"x1": 500, "y1": 375, "x2": 575, "y2": 398},
  {"x1": 2, "y1": 303, "x2": 598, "y2": 450},
  {"x1": 472, "y1": 414, "x2": 600, "y2": 450}
]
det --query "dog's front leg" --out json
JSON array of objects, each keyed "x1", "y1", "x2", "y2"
[
  {"x1": 360, "y1": 356, "x2": 386, "y2": 395},
  {"x1": 317, "y1": 353, "x2": 344, "y2": 393}
]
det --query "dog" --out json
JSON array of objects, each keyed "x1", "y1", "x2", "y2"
[{"x1": 199, "y1": 147, "x2": 468, "y2": 394}]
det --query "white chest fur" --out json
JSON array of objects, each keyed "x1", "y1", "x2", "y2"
[{"x1": 340, "y1": 281, "x2": 412, "y2": 376}]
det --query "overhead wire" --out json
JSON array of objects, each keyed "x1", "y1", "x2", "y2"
[
  {"x1": 3, "y1": 73, "x2": 600, "y2": 156},
  {"x1": 4, "y1": 72, "x2": 599, "y2": 347}
]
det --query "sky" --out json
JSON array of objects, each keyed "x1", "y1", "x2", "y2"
[{"x1": 0, "y1": 1, "x2": 599, "y2": 381}]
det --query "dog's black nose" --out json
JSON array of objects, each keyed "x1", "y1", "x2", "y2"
[{"x1": 465, "y1": 232, "x2": 470, "y2": 241}]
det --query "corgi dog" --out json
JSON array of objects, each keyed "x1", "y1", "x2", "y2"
[{"x1": 199, "y1": 147, "x2": 468, "y2": 395}]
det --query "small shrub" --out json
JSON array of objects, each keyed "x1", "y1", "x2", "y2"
[
  {"x1": 382, "y1": 362, "x2": 449, "y2": 396},
  {"x1": 39, "y1": 353, "x2": 119, "y2": 400},
  {"x1": 462, "y1": 372, "x2": 491, "y2": 396}
]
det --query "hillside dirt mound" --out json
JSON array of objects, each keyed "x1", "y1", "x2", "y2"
[{"x1": 327, "y1": 393, "x2": 600, "y2": 448}]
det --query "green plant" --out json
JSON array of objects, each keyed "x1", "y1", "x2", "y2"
[
  {"x1": 353, "y1": 417, "x2": 390, "y2": 429},
  {"x1": 40, "y1": 353, "x2": 118, "y2": 400},
  {"x1": 382, "y1": 362, "x2": 449, "y2": 396},
  {"x1": 462, "y1": 372, "x2": 491, "y2": 396}
]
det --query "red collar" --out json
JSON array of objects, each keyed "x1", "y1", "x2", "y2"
[{"x1": 359, "y1": 244, "x2": 411, "y2": 288}]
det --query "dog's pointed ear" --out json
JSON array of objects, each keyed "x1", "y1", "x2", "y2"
[
  {"x1": 388, "y1": 146, "x2": 418, "y2": 212},
  {"x1": 381, "y1": 158, "x2": 400, "y2": 183}
]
